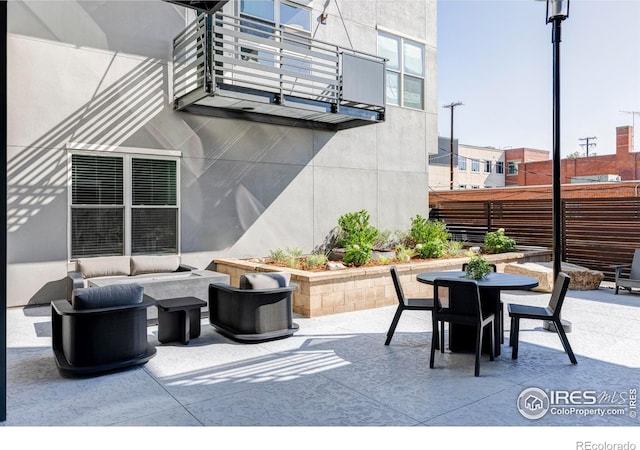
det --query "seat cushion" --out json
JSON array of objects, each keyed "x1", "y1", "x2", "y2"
[
  {"x1": 130, "y1": 255, "x2": 181, "y2": 276},
  {"x1": 239, "y1": 272, "x2": 291, "y2": 289},
  {"x1": 72, "y1": 283, "x2": 144, "y2": 310},
  {"x1": 77, "y1": 256, "x2": 131, "y2": 279}
]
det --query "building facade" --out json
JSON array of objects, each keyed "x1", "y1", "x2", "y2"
[
  {"x1": 6, "y1": 0, "x2": 438, "y2": 307},
  {"x1": 430, "y1": 137, "x2": 506, "y2": 190}
]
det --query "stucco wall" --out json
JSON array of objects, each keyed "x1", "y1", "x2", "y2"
[{"x1": 6, "y1": 0, "x2": 436, "y2": 307}]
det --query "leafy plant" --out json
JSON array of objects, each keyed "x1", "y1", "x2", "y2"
[
  {"x1": 410, "y1": 216, "x2": 451, "y2": 258},
  {"x1": 343, "y1": 243, "x2": 371, "y2": 267},
  {"x1": 337, "y1": 210, "x2": 379, "y2": 249},
  {"x1": 395, "y1": 244, "x2": 414, "y2": 262},
  {"x1": 444, "y1": 240, "x2": 464, "y2": 257},
  {"x1": 484, "y1": 228, "x2": 516, "y2": 254},
  {"x1": 303, "y1": 253, "x2": 328, "y2": 270},
  {"x1": 464, "y1": 253, "x2": 492, "y2": 280},
  {"x1": 269, "y1": 248, "x2": 287, "y2": 264},
  {"x1": 336, "y1": 210, "x2": 379, "y2": 266}
]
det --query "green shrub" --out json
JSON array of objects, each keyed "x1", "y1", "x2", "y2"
[
  {"x1": 337, "y1": 210, "x2": 379, "y2": 249},
  {"x1": 304, "y1": 253, "x2": 328, "y2": 270},
  {"x1": 484, "y1": 228, "x2": 516, "y2": 254},
  {"x1": 337, "y1": 210, "x2": 379, "y2": 266},
  {"x1": 269, "y1": 248, "x2": 287, "y2": 264},
  {"x1": 395, "y1": 244, "x2": 414, "y2": 262},
  {"x1": 445, "y1": 240, "x2": 464, "y2": 257},
  {"x1": 343, "y1": 243, "x2": 372, "y2": 267},
  {"x1": 410, "y1": 216, "x2": 450, "y2": 258}
]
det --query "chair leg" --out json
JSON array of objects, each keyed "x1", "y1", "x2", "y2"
[
  {"x1": 430, "y1": 319, "x2": 438, "y2": 369},
  {"x1": 509, "y1": 316, "x2": 515, "y2": 347},
  {"x1": 499, "y1": 301, "x2": 504, "y2": 344},
  {"x1": 554, "y1": 319, "x2": 577, "y2": 364},
  {"x1": 615, "y1": 285, "x2": 619, "y2": 295},
  {"x1": 475, "y1": 324, "x2": 482, "y2": 377},
  {"x1": 384, "y1": 306, "x2": 403, "y2": 345},
  {"x1": 440, "y1": 320, "x2": 445, "y2": 352},
  {"x1": 511, "y1": 317, "x2": 520, "y2": 360},
  {"x1": 489, "y1": 323, "x2": 495, "y2": 362}
]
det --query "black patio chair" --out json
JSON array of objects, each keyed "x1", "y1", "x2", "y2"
[
  {"x1": 385, "y1": 266, "x2": 439, "y2": 348},
  {"x1": 430, "y1": 277, "x2": 495, "y2": 377},
  {"x1": 507, "y1": 272, "x2": 577, "y2": 364},
  {"x1": 462, "y1": 262, "x2": 503, "y2": 343}
]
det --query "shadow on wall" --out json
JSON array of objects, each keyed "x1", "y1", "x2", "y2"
[{"x1": 7, "y1": 57, "x2": 168, "y2": 265}]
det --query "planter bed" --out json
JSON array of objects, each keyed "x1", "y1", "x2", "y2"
[{"x1": 213, "y1": 246, "x2": 551, "y2": 318}]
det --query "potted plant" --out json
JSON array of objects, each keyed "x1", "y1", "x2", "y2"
[{"x1": 464, "y1": 253, "x2": 492, "y2": 280}]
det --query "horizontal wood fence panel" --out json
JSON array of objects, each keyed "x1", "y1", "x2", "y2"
[{"x1": 430, "y1": 197, "x2": 640, "y2": 282}]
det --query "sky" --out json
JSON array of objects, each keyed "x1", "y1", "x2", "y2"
[{"x1": 437, "y1": 0, "x2": 640, "y2": 157}]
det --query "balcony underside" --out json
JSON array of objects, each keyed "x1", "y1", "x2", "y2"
[{"x1": 175, "y1": 83, "x2": 384, "y2": 131}]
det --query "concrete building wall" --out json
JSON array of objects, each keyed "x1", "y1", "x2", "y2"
[{"x1": 6, "y1": 0, "x2": 436, "y2": 307}]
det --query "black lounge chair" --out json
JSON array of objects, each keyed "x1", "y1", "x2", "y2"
[
  {"x1": 51, "y1": 283, "x2": 156, "y2": 377},
  {"x1": 209, "y1": 272, "x2": 299, "y2": 343},
  {"x1": 462, "y1": 262, "x2": 503, "y2": 342},
  {"x1": 612, "y1": 249, "x2": 640, "y2": 295},
  {"x1": 508, "y1": 272, "x2": 577, "y2": 364}
]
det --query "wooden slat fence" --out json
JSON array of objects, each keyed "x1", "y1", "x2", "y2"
[{"x1": 429, "y1": 197, "x2": 640, "y2": 281}]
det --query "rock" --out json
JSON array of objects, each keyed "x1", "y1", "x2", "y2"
[
  {"x1": 504, "y1": 261, "x2": 604, "y2": 292},
  {"x1": 327, "y1": 261, "x2": 346, "y2": 271}
]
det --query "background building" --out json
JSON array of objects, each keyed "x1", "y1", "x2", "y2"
[{"x1": 6, "y1": 0, "x2": 438, "y2": 307}]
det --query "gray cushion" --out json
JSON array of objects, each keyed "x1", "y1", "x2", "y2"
[
  {"x1": 239, "y1": 272, "x2": 291, "y2": 289},
  {"x1": 130, "y1": 255, "x2": 181, "y2": 276},
  {"x1": 72, "y1": 283, "x2": 144, "y2": 310},
  {"x1": 77, "y1": 256, "x2": 131, "y2": 279}
]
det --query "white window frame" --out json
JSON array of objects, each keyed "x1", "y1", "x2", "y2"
[
  {"x1": 508, "y1": 160, "x2": 520, "y2": 175},
  {"x1": 495, "y1": 161, "x2": 504, "y2": 174},
  {"x1": 484, "y1": 160, "x2": 492, "y2": 173},
  {"x1": 458, "y1": 156, "x2": 467, "y2": 171},
  {"x1": 471, "y1": 158, "x2": 480, "y2": 172},
  {"x1": 377, "y1": 30, "x2": 425, "y2": 110},
  {"x1": 67, "y1": 144, "x2": 181, "y2": 260}
]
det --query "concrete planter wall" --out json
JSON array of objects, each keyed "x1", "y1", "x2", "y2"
[{"x1": 213, "y1": 246, "x2": 552, "y2": 318}]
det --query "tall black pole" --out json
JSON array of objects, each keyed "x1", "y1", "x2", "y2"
[
  {"x1": 1, "y1": 0, "x2": 7, "y2": 423},
  {"x1": 551, "y1": 17, "x2": 562, "y2": 280},
  {"x1": 443, "y1": 101, "x2": 463, "y2": 190}
]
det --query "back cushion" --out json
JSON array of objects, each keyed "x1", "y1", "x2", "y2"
[
  {"x1": 72, "y1": 283, "x2": 144, "y2": 310},
  {"x1": 77, "y1": 256, "x2": 131, "y2": 279},
  {"x1": 239, "y1": 272, "x2": 291, "y2": 289},
  {"x1": 130, "y1": 255, "x2": 180, "y2": 276}
]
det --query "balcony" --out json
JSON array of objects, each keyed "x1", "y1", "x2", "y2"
[{"x1": 172, "y1": 12, "x2": 386, "y2": 130}]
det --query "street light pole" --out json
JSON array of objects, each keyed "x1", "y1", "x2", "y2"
[
  {"x1": 443, "y1": 101, "x2": 463, "y2": 190},
  {"x1": 546, "y1": 0, "x2": 571, "y2": 333}
]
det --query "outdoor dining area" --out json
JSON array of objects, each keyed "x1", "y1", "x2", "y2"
[{"x1": 4, "y1": 264, "x2": 639, "y2": 434}]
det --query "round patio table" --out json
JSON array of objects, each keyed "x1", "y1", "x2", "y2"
[{"x1": 417, "y1": 271, "x2": 539, "y2": 356}]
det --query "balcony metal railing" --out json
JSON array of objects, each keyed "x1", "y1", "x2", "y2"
[{"x1": 172, "y1": 12, "x2": 386, "y2": 129}]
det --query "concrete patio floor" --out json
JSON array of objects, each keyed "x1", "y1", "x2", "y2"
[{"x1": 2, "y1": 282, "x2": 639, "y2": 447}]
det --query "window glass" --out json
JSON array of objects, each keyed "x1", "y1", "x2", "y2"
[
  {"x1": 458, "y1": 157, "x2": 467, "y2": 171},
  {"x1": 403, "y1": 40, "x2": 424, "y2": 76},
  {"x1": 241, "y1": 0, "x2": 275, "y2": 21},
  {"x1": 495, "y1": 161, "x2": 504, "y2": 174},
  {"x1": 280, "y1": 2, "x2": 310, "y2": 31},
  {"x1": 377, "y1": 34, "x2": 399, "y2": 70},
  {"x1": 71, "y1": 154, "x2": 178, "y2": 259},
  {"x1": 484, "y1": 160, "x2": 492, "y2": 173},
  {"x1": 385, "y1": 71, "x2": 400, "y2": 105},
  {"x1": 471, "y1": 159, "x2": 480, "y2": 172},
  {"x1": 403, "y1": 75, "x2": 423, "y2": 109},
  {"x1": 508, "y1": 161, "x2": 519, "y2": 175}
]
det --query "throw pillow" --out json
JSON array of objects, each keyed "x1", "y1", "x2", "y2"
[
  {"x1": 72, "y1": 283, "x2": 144, "y2": 310},
  {"x1": 239, "y1": 272, "x2": 291, "y2": 289}
]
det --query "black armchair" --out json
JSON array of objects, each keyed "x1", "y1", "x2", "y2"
[
  {"x1": 52, "y1": 283, "x2": 156, "y2": 377},
  {"x1": 612, "y1": 249, "x2": 640, "y2": 295},
  {"x1": 209, "y1": 272, "x2": 299, "y2": 343}
]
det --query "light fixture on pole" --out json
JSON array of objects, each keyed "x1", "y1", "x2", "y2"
[
  {"x1": 545, "y1": 0, "x2": 572, "y2": 333},
  {"x1": 443, "y1": 101, "x2": 463, "y2": 190}
]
